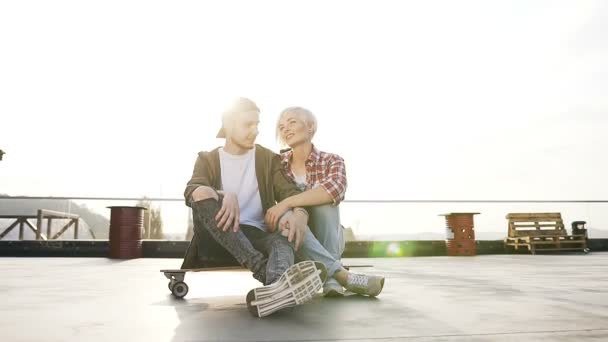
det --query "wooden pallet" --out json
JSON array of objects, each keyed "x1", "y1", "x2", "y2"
[{"x1": 504, "y1": 213, "x2": 588, "y2": 254}]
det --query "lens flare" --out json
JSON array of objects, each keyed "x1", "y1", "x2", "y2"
[{"x1": 386, "y1": 242, "x2": 403, "y2": 257}]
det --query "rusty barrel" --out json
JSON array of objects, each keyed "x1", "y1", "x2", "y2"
[
  {"x1": 440, "y1": 212, "x2": 479, "y2": 256},
  {"x1": 107, "y1": 206, "x2": 146, "y2": 259}
]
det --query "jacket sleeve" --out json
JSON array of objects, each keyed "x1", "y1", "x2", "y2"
[
  {"x1": 183, "y1": 152, "x2": 213, "y2": 207},
  {"x1": 271, "y1": 154, "x2": 302, "y2": 203}
]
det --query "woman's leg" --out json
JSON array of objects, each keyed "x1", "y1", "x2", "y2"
[{"x1": 308, "y1": 204, "x2": 345, "y2": 261}]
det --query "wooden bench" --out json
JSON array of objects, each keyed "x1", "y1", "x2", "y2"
[{"x1": 504, "y1": 213, "x2": 588, "y2": 254}]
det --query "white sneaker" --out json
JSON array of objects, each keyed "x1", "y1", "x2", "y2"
[
  {"x1": 345, "y1": 273, "x2": 385, "y2": 297},
  {"x1": 246, "y1": 261, "x2": 327, "y2": 317}
]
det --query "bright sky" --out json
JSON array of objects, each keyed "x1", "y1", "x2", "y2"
[{"x1": 1, "y1": 1, "x2": 607, "y2": 236}]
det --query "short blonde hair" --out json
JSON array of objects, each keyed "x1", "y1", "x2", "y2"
[{"x1": 276, "y1": 106, "x2": 318, "y2": 147}]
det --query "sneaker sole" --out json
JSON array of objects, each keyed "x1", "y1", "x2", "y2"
[
  {"x1": 246, "y1": 261, "x2": 327, "y2": 317},
  {"x1": 250, "y1": 261, "x2": 328, "y2": 300},
  {"x1": 323, "y1": 288, "x2": 345, "y2": 297}
]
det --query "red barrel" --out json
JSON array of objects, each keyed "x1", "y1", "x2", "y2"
[
  {"x1": 107, "y1": 206, "x2": 146, "y2": 259},
  {"x1": 440, "y1": 213, "x2": 479, "y2": 256}
]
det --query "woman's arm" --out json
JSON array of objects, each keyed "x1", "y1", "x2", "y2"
[
  {"x1": 264, "y1": 188, "x2": 326, "y2": 232},
  {"x1": 281, "y1": 186, "x2": 333, "y2": 208},
  {"x1": 265, "y1": 153, "x2": 347, "y2": 229},
  {"x1": 317, "y1": 154, "x2": 347, "y2": 205}
]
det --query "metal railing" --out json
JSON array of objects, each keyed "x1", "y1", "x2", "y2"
[
  {"x1": 4, "y1": 196, "x2": 608, "y2": 203},
  {"x1": 0, "y1": 209, "x2": 96, "y2": 240},
  {"x1": 1, "y1": 196, "x2": 607, "y2": 241}
]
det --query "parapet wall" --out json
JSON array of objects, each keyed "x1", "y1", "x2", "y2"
[{"x1": 1, "y1": 239, "x2": 606, "y2": 265}]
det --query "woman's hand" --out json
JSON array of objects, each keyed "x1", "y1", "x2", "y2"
[{"x1": 265, "y1": 201, "x2": 291, "y2": 232}]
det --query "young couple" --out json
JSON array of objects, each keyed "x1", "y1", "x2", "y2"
[{"x1": 181, "y1": 97, "x2": 384, "y2": 317}]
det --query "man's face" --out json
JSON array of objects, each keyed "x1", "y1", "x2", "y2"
[{"x1": 226, "y1": 111, "x2": 259, "y2": 149}]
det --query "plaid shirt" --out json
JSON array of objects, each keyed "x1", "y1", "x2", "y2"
[{"x1": 280, "y1": 145, "x2": 347, "y2": 205}]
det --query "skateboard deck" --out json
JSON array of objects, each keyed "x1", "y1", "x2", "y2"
[{"x1": 161, "y1": 266, "x2": 245, "y2": 298}]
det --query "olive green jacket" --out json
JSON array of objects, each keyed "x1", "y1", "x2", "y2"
[{"x1": 183, "y1": 144, "x2": 301, "y2": 210}]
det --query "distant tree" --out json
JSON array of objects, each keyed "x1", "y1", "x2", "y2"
[{"x1": 135, "y1": 198, "x2": 164, "y2": 239}]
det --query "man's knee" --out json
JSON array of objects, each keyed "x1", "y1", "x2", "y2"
[
  {"x1": 192, "y1": 196, "x2": 220, "y2": 215},
  {"x1": 191, "y1": 199, "x2": 222, "y2": 236},
  {"x1": 269, "y1": 231, "x2": 295, "y2": 251},
  {"x1": 191, "y1": 187, "x2": 219, "y2": 202},
  {"x1": 269, "y1": 231, "x2": 291, "y2": 244}
]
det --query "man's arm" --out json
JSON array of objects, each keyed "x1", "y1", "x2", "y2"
[
  {"x1": 271, "y1": 154, "x2": 302, "y2": 202},
  {"x1": 184, "y1": 152, "x2": 240, "y2": 232},
  {"x1": 184, "y1": 153, "x2": 218, "y2": 206},
  {"x1": 270, "y1": 153, "x2": 309, "y2": 217},
  {"x1": 268, "y1": 154, "x2": 309, "y2": 248}
]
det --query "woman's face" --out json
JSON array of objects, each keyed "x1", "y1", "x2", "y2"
[{"x1": 278, "y1": 113, "x2": 311, "y2": 148}]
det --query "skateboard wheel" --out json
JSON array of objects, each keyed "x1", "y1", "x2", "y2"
[
  {"x1": 168, "y1": 281, "x2": 174, "y2": 291},
  {"x1": 172, "y1": 281, "x2": 189, "y2": 298}
]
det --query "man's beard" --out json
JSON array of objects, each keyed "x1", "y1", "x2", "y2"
[{"x1": 231, "y1": 137, "x2": 255, "y2": 150}]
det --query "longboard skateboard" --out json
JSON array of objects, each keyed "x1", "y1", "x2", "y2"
[{"x1": 161, "y1": 266, "x2": 245, "y2": 298}]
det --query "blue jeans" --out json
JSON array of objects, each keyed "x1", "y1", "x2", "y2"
[
  {"x1": 281, "y1": 204, "x2": 345, "y2": 277},
  {"x1": 240, "y1": 225, "x2": 295, "y2": 285},
  {"x1": 308, "y1": 204, "x2": 345, "y2": 261}
]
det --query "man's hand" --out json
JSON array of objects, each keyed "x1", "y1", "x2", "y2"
[
  {"x1": 265, "y1": 201, "x2": 291, "y2": 232},
  {"x1": 280, "y1": 210, "x2": 308, "y2": 250},
  {"x1": 215, "y1": 192, "x2": 240, "y2": 233}
]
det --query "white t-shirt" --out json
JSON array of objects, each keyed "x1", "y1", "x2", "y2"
[{"x1": 219, "y1": 147, "x2": 267, "y2": 230}]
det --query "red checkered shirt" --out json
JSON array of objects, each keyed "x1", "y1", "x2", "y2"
[{"x1": 280, "y1": 145, "x2": 347, "y2": 205}]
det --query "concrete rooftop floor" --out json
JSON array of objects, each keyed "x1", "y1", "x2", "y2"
[{"x1": 2, "y1": 254, "x2": 608, "y2": 342}]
